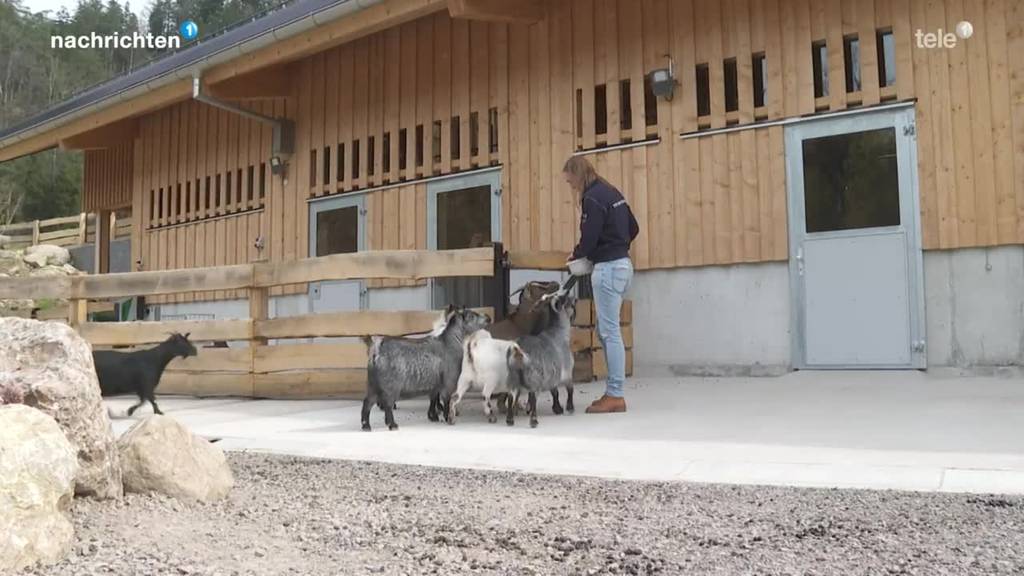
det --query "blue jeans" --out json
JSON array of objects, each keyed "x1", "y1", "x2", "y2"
[{"x1": 591, "y1": 257, "x2": 633, "y2": 398}]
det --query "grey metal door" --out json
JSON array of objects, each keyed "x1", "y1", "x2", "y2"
[
  {"x1": 427, "y1": 169, "x2": 502, "y2": 309},
  {"x1": 786, "y1": 106, "x2": 926, "y2": 369},
  {"x1": 309, "y1": 194, "x2": 366, "y2": 314}
]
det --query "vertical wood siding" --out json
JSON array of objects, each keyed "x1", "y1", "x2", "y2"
[{"x1": 85, "y1": 0, "x2": 1024, "y2": 303}]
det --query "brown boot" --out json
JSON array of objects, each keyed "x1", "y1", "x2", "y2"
[{"x1": 585, "y1": 395, "x2": 626, "y2": 414}]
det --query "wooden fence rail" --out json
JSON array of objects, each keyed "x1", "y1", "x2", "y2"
[{"x1": 0, "y1": 212, "x2": 131, "y2": 249}]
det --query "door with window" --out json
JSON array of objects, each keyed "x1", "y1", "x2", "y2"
[
  {"x1": 309, "y1": 194, "x2": 366, "y2": 314},
  {"x1": 786, "y1": 106, "x2": 925, "y2": 369},
  {"x1": 428, "y1": 170, "x2": 501, "y2": 309}
]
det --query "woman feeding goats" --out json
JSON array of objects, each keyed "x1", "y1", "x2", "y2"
[{"x1": 562, "y1": 156, "x2": 640, "y2": 414}]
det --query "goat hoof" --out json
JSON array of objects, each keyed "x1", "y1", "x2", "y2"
[
  {"x1": 552, "y1": 404, "x2": 564, "y2": 415},
  {"x1": 487, "y1": 414, "x2": 497, "y2": 424},
  {"x1": 566, "y1": 407, "x2": 575, "y2": 414},
  {"x1": 530, "y1": 419, "x2": 538, "y2": 428},
  {"x1": 427, "y1": 414, "x2": 439, "y2": 422},
  {"x1": 361, "y1": 423, "x2": 371, "y2": 431},
  {"x1": 388, "y1": 424, "x2": 399, "y2": 431}
]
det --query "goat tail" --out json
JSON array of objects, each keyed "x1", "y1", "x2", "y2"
[
  {"x1": 506, "y1": 343, "x2": 529, "y2": 372},
  {"x1": 363, "y1": 336, "x2": 382, "y2": 364}
]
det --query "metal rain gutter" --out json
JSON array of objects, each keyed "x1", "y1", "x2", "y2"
[{"x1": 0, "y1": 0, "x2": 382, "y2": 155}]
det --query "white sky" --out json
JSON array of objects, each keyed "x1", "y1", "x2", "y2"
[{"x1": 21, "y1": 0, "x2": 148, "y2": 20}]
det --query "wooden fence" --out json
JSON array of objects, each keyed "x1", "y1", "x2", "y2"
[
  {"x1": 0, "y1": 246, "x2": 499, "y2": 399},
  {"x1": 0, "y1": 212, "x2": 131, "y2": 249}
]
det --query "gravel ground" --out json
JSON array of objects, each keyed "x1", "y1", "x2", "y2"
[{"x1": 25, "y1": 452, "x2": 1024, "y2": 576}]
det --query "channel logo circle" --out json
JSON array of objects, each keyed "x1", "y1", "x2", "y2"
[
  {"x1": 179, "y1": 20, "x2": 199, "y2": 41},
  {"x1": 955, "y1": 20, "x2": 973, "y2": 40}
]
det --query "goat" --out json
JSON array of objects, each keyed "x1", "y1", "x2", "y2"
[
  {"x1": 446, "y1": 329, "x2": 528, "y2": 424},
  {"x1": 487, "y1": 280, "x2": 576, "y2": 415},
  {"x1": 507, "y1": 291, "x2": 576, "y2": 428},
  {"x1": 361, "y1": 306, "x2": 490, "y2": 431},
  {"x1": 93, "y1": 332, "x2": 197, "y2": 416}
]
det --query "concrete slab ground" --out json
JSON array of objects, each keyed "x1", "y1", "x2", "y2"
[{"x1": 105, "y1": 371, "x2": 1024, "y2": 495}]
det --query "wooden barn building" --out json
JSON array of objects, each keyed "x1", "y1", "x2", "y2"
[{"x1": 1, "y1": 0, "x2": 1023, "y2": 374}]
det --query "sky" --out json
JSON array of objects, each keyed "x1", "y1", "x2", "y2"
[{"x1": 21, "y1": 0, "x2": 148, "y2": 19}]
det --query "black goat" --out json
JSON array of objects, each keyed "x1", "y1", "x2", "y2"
[{"x1": 93, "y1": 332, "x2": 197, "y2": 416}]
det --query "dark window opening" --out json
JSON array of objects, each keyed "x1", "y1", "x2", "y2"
[
  {"x1": 149, "y1": 190, "x2": 155, "y2": 222},
  {"x1": 204, "y1": 177, "x2": 211, "y2": 211},
  {"x1": 812, "y1": 40, "x2": 829, "y2": 98},
  {"x1": 315, "y1": 205, "x2": 359, "y2": 257},
  {"x1": 157, "y1": 189, "x2": 163, "y2": 220},
  {"x1": 215, "y1": 175, "x2": 222, "y2": 209},
  {"x1": 877, "y1": 29, "x2": 895, "y2": 88},
  {"x1": 185, "y1": 181, "x2": 192, "y2": 217},
  {"x1": 175, "y1": 183, "x2": 182, "y2": 218},
  {"x1": 696, "y1": 64, "x2": 711, "y2": 117},
  {"x1": 575, "y1": 88, "x2": 583, "y2": 138},
  {"x1": 595, "y1": 84, "x2": 608, "y2": 135},
  {"x1": 399, "y1": 128, "x2": 408, "y2": 172},
  {"x1": 620, "y1": 79, "x2": 633, "y2": 132},
  {"x1": 259, "y1": 164, "x2": 266, "y2": 199},
  {"x1": 844, "y1": 35, "x2": 861, "y2": 93},
  {"x1": 309, "y1": 149, "x2": 317, "y2": 188},
  {"x1": 415, "y1": 124, "x2": 424, "y2": 167},
  {"x1": 469, "y1": 112, "x2": 480, "y2": 157},
  {"x1": 337, "y1": 143, "x2": 346, "y2": 182},
  {"x1": 351, "y1": 139, "x2": 361, "y2": 181},
  {"x1": 432, "y1": 121, "x2": 443, "y2": 164},
  {"x1": 724, "y1": 58, "x2": 739, "y2": 113},
  {"x1": 450, "y1": 116, "x2": 460, "y2": 160},
  {"x1": 236, "y1": 169, "x2": 243, "y2": 206},
  {"x1": 367, "y1": 137, "x2": 376, "y2": 177},
  {"x1": 248, "y1": 165, "x2": 255, "y2": 202},
  {"x1": 323, "y1": 146, "x2": 331, "y2": 187},
  {"x1": 643, "y1": 75, "x2": 658, "y2": 126},
  {"x1": 753, "y1": 53, "x2": 767, "y2": 108},
  {"x1": 488, "y1": 108, "x2": 498, "y2": 154},
  {"x1": 383, "y1": 133, "x2": 391, "y2": 174}
]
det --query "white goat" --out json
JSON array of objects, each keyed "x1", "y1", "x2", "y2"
[{"x1": 447, "y1": 329, "x2": 528, "y2": 424}]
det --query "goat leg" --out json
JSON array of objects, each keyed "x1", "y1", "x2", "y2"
[
  {"x1": 361, "y1": 392, "x2": 377, "y2": 431},
  {"x1": 550, "y1": 389, "x2": 564, "y2": 415},
  {"x1": 528, "y1": 391, "x2": 539, "y2": 428},
  {"x1": 148, "y1": 395, "x2": 163, "y2": 416},
  {"x1": 565, "y1": 384, "x2": 575, "y2": 413},
  {"x1": 506, "y1": 390, "x2": 518, "y2": 426},
  {"x1": 126, "y1": 398, "x2": 144, "y2": 417},
  {"x1": 383, "y1": 400, "x2": 398, "y2": 431},
  {"x1": 427, "y1": 393, "x2": 440, "y2": 422}
]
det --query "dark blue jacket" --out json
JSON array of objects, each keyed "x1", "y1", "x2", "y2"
[{"x1": 571, "y1": 179, "x2": 640, "y2": 263}]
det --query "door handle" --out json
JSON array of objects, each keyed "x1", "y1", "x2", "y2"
[{"x1": 796, "y1": 247, "x2": 805, "y2": 276}]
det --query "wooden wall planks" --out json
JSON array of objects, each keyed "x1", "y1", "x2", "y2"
[{"x1": 84, "y1": 0, "x2": 1024, "y2": 304}]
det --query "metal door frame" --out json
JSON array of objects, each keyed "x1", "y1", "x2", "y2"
[
  {"x1": 426, "y1": 168, "x2": 502, "y2": 305},
  {"x1": 308, "y1": 193, "x2": 367, "y2": 309},
  {"x1": 785, "y1": 104, "x2": 926, "y2": 369}
]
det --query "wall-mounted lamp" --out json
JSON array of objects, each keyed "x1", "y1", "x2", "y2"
[{"x1": 649, "y1": 55, "x2": 678, "y2": 101}]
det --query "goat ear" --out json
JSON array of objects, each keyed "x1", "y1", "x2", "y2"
[{"x1": 183, "y1": 332, "x2": 191, "y2": 339}]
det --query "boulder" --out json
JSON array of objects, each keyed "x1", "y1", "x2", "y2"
[
  {"x1": 0, "y1": 249, "x2": 24, "y2": 276},
  {"x1": 0, "y1": 404, "x2": 78, "y2": 571},
  {"x1": 118, "y1": 415, "x2": 234, "y2": 502},
  {"x1": 23, "y1": 244, "x2": 71, "y2": 268},
  {"x1": 0, "y1": 318, "x2": 123, "y2": 499},
  {"x1": 0, "y1": 233, "x2": 11, "y2": 248}
]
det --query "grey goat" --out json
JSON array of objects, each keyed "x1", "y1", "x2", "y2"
[
  {"x1": 507, "y1": 291, "x2": 576, "y2": 428},
  {"x1": 361, "y1": 306, "x2": 490, "y2": 431}
]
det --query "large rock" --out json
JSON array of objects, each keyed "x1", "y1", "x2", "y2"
[
  {"x1": 118, "y1": 415, "x2": 234, "y2": 502},
  {"x1": 0, "y1": 248, "x2": 25, "y2": 275},
  {"x1": 0, "y1": 234, "x2": 11, "y2": 248},
  {"x1": 0, "y1": 318, "x2": 123, "y2": 499},
  {"x1": 23, "y1": 244, "x2": 71, "y2": 268},
  {"x1": 0, "y1": 404, "x2": 78, "y2": 571}
]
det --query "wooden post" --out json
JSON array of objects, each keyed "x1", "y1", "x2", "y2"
[
  {"x1": 77, "y1": 213, "x2": 87, "y2": 245},
  {"x1": 94, "y1": 210, "x2": 111, "y2": 274},
  {"x1": 67, "y1": 298, "x2": 87, "y2": 328},
  {"x1": 31, "y1": 220, "x2": 40, "y2": 245},
  {"x1": 248, "y1": 285, "x2": 269, "y2": 397}
]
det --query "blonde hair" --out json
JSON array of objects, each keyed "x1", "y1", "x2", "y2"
[{"x1": 562, "y1": 156, "x2": 599, "y2": 194}]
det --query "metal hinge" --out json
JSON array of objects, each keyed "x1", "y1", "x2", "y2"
[
  {"x1": 359, "y1": 208, "x2": 368, "y2": 216},
  {"x1": 912, "y1": 340, "x2": 926, "y2": 353},
  {"x1": 494, "y1": 187, "x2": 503, "y2": 197},
  {"x1": 903, "y1": 124, "x2": 916, "y2": 137}
]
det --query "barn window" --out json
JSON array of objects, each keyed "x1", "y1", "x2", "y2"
[
  {"x1": 643, "y1": 74, "x2": 658, "y2": 126},
  {"x1": 149, "y1": 190, "x2": 155, "y2": 223},
  {"x1": 215, "y1": 175, "x2": 221, "y2": 210},
  {"x1": 488, "y1": 108, "x2": 498, "y2": 155},
  {"x1": 844, "y1": 35, "x2": 860, "y2": 93},
  {"x1": 753, "y1": 53, "x2": 767, "y2": 109},
  {"x1": 367, "y1": 137, "x2": 376, "y2": 177},
  {"x1": 620, "y1": 79, "x2": 633, "y2": 132},
  {"x1": 204, "y1": 177, "x2": 211, "y2": 211},
  {"x1": 309, "y1": 149, "x2": 317, "y2": 188},
  {"x1": 258, "y1": 165, "x2": 266, "y2": 199},
  {"x1": 337, "y1": 143, "x2": 346, "y2": 183},
  {"x1": 450, "y1": 116, "x2": 461, "y2": 160},
  {"x1": 812, "y1": 40, "x2": 829, "y2": 98},
  {"x1": 724, "y1": 58, "x2": 738, "y2": 113},
  {"x1": 432, "y1": 121, "x2": 443, "y2": 164},
  {"x1": 175, "y1": 183, "x2": 182, "y2": 218},
  {"x1": 399, "y1": 128, "x2": 408, "y2": 172},
  {"x1": 351, "y1": 140, "x2": 361, "y2": 181},
  {"x1": 877, "y1": 29, "x2": 895, "y2": 88},
  {"x1": 236, "y1": 169, "x2": 243, "y2": 206},
  {"x1": 595, "y1": 84, "x2": 608, "y2": 135},
  {"x1": 248, "y1": 165, "x2": 255, "y2": 202},
  {"x1": 323, "y1": 146, "x2": 331, "y2": 186},
  {"x1": 383, "y1": 133, "x2": 391, "y2": 174},
  {"x1": 469, "y1": 112, "x2": 479, "y2": 157},
  {"x1": 185, "y1": 181, "x2": 191, "y2": 217},
  {"x1": 575, "y1": 88, "x2": 583, "y2": 138},
  {"x1": 695, "y1": 64, "x2": 710, "y2": 117},
  {"x1": 415, "y1": 124, "x2": 424, "y2": 167}
]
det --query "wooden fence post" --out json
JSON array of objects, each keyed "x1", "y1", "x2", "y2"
[
  {"x1": 31, "y1": 220, "x2": 40, "y2": 246},
  {"x1": 248, "y1": 283, "x2": 269, "y2": 397},
  {"x1": 78, "y1": 213, "x2": 87, "y2": 245},
  {"x1": 68, "y1": 298, "x2": 87, "y2": 328}
]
